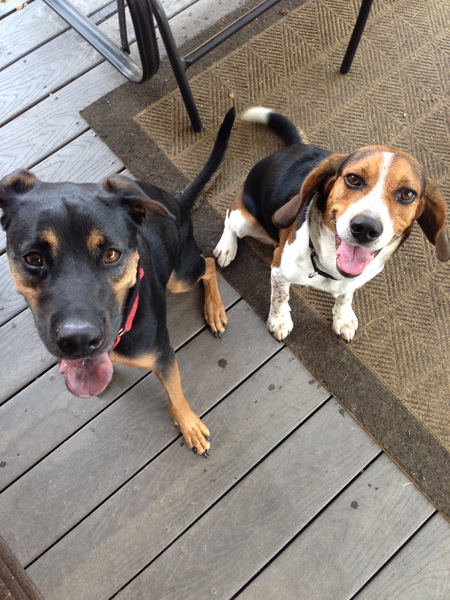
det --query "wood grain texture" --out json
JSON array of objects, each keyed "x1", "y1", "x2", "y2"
[
  {"x1": 0, "y1": 277, "x2": 239, "y2": 489},
  {"x1": 239, "y1": 455, "x2": 435, "y2": 600},
  {"x1": 0, "y1": 0, "x2": 107, "y2": 70},
  {"x1": 355, "y1": 513, "x2": 450, "y2": 600},
  {"x1": 27, "y1": 348, "x2": 330, "y2": 599},
  {"x1": 1, "y1": 299, "x2": 279, "y2": 565},
  {"x1": 0, "y1": 310, "x2": 55, "y2": 403},
  {"x1": 112, "y1": 399, "x2": 381, "y2": 600}
]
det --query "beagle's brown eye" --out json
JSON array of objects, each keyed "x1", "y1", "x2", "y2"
[
  {"x1": 397, "y1": 189, "x2": 417, "y2": 204},
  {"x1": 104, "y1": 248, "x2": 122, "y2": 264},
  {"x1": 345, "y1": 173, "x2": 363, "y2": 188},
  {"x1": 24, "y1": 252, "x2": 43, "y2": 268}
]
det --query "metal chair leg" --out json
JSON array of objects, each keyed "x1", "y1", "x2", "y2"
[
  {"x1": 42, "y1": 0, "x2": 160, "y2": 82},
  {"x1": 340, "y1": 0, "x2": 373, "y2": 74},
  {"x1": 151, "y1": 0, "x2": 203, "y2": 131}
]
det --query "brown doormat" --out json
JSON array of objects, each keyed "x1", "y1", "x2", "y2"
[
  {"x1": 0, "y1": 535, "x2": 43, "y2": 600},
  {"x1": 82, "y1": 0, "x2": 450, "y2": 519}
]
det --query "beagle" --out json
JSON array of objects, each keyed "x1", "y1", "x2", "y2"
[{"x1": 214, "y1": 107, "x2": 450, "y2": 341}]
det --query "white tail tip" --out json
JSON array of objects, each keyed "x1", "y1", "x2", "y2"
[{"x1": 240, "y1": 106, "x2": 273, "y2": 124}]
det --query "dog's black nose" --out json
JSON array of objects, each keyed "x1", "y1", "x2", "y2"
[
  {"x1": 350, "y1": 215, "x2": 383, "y2": 244},
  {"x1": 56, "y1": 319, "x2": 104, "y2": 357}
]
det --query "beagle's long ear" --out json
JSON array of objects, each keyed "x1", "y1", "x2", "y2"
[
  {"x1": 0, "y1": 169, "x2": 38, "y2": 230},
  {"x1": 272, "y1": 153, "x2": 346, "y2": 229},
  {"x1": 103, "y1": 175, "x2": 176, "y2": 223},
  {"x1": 417, "y1": 177, "x2": 450, "y2": 262}
]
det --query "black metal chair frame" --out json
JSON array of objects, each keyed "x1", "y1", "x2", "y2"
[{"x1": 42, "y1": 0, "x2": 373, "y2": 131}]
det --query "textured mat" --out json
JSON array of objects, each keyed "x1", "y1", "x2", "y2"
[{"x1": 83, "y1": 0, "x2": 450, "y2": 518}]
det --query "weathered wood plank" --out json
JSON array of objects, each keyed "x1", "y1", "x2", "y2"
[
  {"x1": 27, "y1": 348, "x2": 330, "y2": 599},
  {"x1": 238, "y1": 456, "x2": 435, "y2": 600},
  {"x1": 0, "y1": 0, "x2": 248, "y2": 127},
  {"x1": 0, "y1": 277, "x2": 239, "y2": 488},
  {"x1": 0, "y1": 254, "x2": 20, "y2": 325},
  {"x1": 355, "y1": 513, "x2": 450, "y2": 600},
  {"x1": 0, "y1": 310, "x2": 55, "y2": 403},
  {"x1": 0, "y1": 0, "x2": 202, "y2": 71},
  {"x1": 0, "y1": 27, "x2": 107, "y2": 126},
  {"x1": 0, "y1": 59, "x2": 123, "y2": 178},
  {"x1": 31, "y1": 128, "x2": 124, "y2": 182},
  {"x1": 1, "y1": 299, "x2": 279, "y2": 566},
  {"x1": 98, "y1": 400, "x2": 381, "y2": 600},
  {"x1": 0, "y1": 0, "x2": 108, "y2": 69}
]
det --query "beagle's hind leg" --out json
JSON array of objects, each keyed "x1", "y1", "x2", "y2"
[{"x1": 214, "y1": 186, "x2": 276, "y2": 268}]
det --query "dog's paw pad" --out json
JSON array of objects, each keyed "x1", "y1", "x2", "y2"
[
  {"x1": 333, "y1": 315, "x2": 358, "y2": 342},
  {"x1": 267, "y1": 312, "x2": 293, "y2": 341}
]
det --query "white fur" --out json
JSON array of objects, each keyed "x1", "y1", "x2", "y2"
[
  {"x1": 240, "y1": 106, "x2": 272, "y2": 124},
  {"x1": 214, "y1": 208, "x2": 276, "y2": 267}
]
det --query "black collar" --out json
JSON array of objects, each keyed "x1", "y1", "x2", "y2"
[
  {"x1": 299, "y1": 192, "x2": 339, "y2": 281},
  {"x1": 308, "y1": 238, "x2": 338, "y2": 280}
]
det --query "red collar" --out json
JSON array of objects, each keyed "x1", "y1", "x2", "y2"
[{"x1": 112, "y1": 266, "x2": 144, "y2": 350}]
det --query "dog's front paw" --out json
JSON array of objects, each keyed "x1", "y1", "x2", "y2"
[
  {"x1": 267, "y1": 310, "x2": 293, "y2": 341},
  {"x1": 213, "y1": 230, "x2": 238, "y2": 268},
  {"x1": 176, "y1": 409, "x2": 211, "y2": 458},
  {"x1": 332, "y1": 308, "x2": 358, "y2": 342},
  {"x1": 204, "y1": 299, "x2": 228, "y2": 339}
]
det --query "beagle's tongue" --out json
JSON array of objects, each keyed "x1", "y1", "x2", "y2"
[
  {"x1": 337, "y1": 240, "x2": 374, "y2": 276},
  {"x1": 59, "y1": 353, "x2": 113, "y2": 398}
]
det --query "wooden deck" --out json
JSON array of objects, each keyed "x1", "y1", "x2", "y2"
[{"x1": 0, "y1": 1, "x2": 449, "y2": 598}]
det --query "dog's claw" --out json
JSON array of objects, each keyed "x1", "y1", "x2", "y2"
[
  {"x1": 192, "y1": 447, "x2": 198, "y2": 454},
  {"x1": 206, "y1": 435, "x2": 211, "y2": 442},
  {"x1": 203, "y1": 449, "x2": 210, "y2": 458}
]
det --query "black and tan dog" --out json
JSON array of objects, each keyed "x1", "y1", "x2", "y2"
[{"x1": 0, "y1": 108, "x2": 235, "y2": 457}]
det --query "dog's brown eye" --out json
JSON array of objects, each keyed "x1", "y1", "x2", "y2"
[
  {"x1": 397, "y1": 189, "x2": 417, "y2": 204},
  {"x1": 345, "y1": 174, "x2": 362, "y2": 187},
  {"x1": 104, "y1": 248, "x2": 122, "y2": 264},
  {"x1": 24, "y1": 252, "x2": 43, "y2": 268}
]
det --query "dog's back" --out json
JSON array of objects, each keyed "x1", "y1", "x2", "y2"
[{"x1": 240, "y1": 108, "x2": 330, "y2": 241}]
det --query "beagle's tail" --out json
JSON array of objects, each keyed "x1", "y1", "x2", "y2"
[
  {"x1": 241, "y1": 106, "x2": 302, "y2": 146},
  {"x1": 177, "y1": 107, "x2": 235, "y2": 211}
]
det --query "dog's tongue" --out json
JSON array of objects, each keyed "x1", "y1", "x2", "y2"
[
  {"x1": 59, "y1": 353, "x2": 113, "y2": 397},
  {"x1": 336, "y1": 240, "x2": 374, "y2": 276}
]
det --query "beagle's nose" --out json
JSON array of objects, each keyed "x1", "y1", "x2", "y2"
[
  {"x1": 56, "y1": 318, "x2": 104, "y2": 357},
  {"x1": 350, "y1": 215, "x2": 383, "y2": 244}
]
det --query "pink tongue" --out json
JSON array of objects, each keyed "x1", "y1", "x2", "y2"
[
  {"x1": 59, "y1": 352, "x2": 113, "y2": 397},
  {"x1": 336, "y1": 240, "x2": 374, "y2": 276}
]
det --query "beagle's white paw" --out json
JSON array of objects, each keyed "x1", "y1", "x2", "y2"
[
  {"x1": 213, "y1": 229, "x2": 238, "y2": 268},
  {"x1": 332, "y1": 305, "x2": 358, "y2": 342},
  {"x1": 267, "y1": 309, "x2": 293, "y2": 341}
]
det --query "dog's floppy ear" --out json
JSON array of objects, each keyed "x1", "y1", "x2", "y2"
[
  {"x1": 103, "y1": 175, "x2": 176, "y2": 223},
  {"x1": 0, "y1": 169, "x2": 38, "y2": 230},
  {"x1": 272, "y1": 153, "x2": 346, "y2": 229},
  {"x1": 416, "y1": 177, "x2": 450, "y2": 262}
]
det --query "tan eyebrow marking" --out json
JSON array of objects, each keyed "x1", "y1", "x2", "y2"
[
  {"x1": 39, "y1": 228, "x2": 60, "y2": 253},
  {"x1": 87, "y1": 229, "x2": 105, "y2": 253}
]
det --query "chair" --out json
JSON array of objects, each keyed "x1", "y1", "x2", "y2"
[{"x1": 42, "y1": 0, "x2": 373, "y2": 131}]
